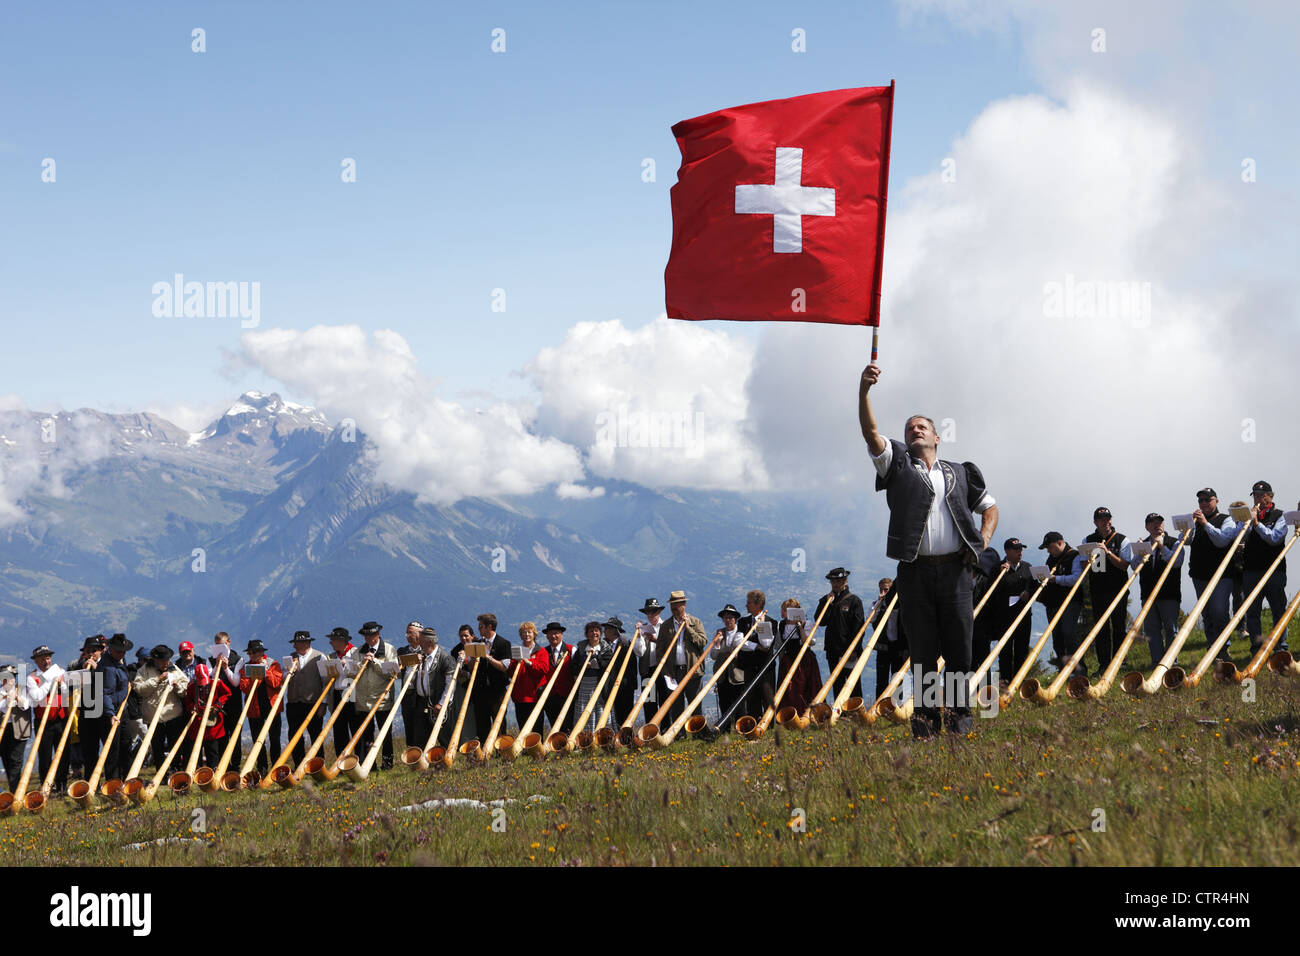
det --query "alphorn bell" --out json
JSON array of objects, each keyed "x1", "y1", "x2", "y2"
[
  {"x1": 322, "y1": 670, "x2": 397, "y2": 779},
  {"x1": 1174, "y1": 514, "x2": 1300, "y2": 688},
  {"x1": 619, "y1": 620, "x2": 685, "y2": 748},
  {"x1": 133, "y1": 714, "x2": 196, "y2": 806},
  {"x1": 405, "y1": 656, "x2": 461, "y2": 769},
  {"x1": 211, "y1": 678, "x2": 260, "y2": 792},
  {"x1": 541, "y1": 651, "x2": 595, "y2": 756},
  {"x1": 345, "y1": 669, "x2": 416, "y2": 781},
  {"x1": 569, "y1": 643, "x2": 629, "y2": 753},
  {"x1": 964, "y1": 565, "x2": 1054, "y2": 695},
  {"x1": 28, "y1": 685, "x2": 83, "y2": 814},
  {"x1": 742, "y1": 592, "x2": 835, "y2": 740},
  {"x1": 237, "y1": 658, "x2": 299, "y2": 787},
  {"x1": 118, "y1": 683, "x2": 176, "y2": 801},
  {"x1": 829, "y1": 594, "x2": 899, "y2": 726},
  {"x1": 438, "y1": 657, "x2": 480, "y2": 767},
  {"x1": 649, "y1": 619, "x2": 754, "y2": 748},
  {"x1": 296, "y1": 658, "x2": 369, "y2": 782},
  {"x1": 634, "y1": 636, "x2": 719, "y2": 748},
  {"x1": 1000, "y1": 547, "x2": 1098, "y2": 708},
  {"x1": 173, "y1": 659, "x2": 226, "y2": 796},
  {"x1": 1068, "y1": 527, "x2": 1193, "y2": 700},
  {"x1": 794, "y1": 615, "x2": 871, "y2": 730},
  {"x1": 1220, "y1": 588, "x2": 1300, "y2": 683},
  {"x1": 0, "y1": 680, "x2": 57, "y2": 817},
  {"x1": 72, "y1": 686, "x2": 133, "y2": 810},
  {"x1": 1021, "y1": 551, "x2": 1152, "y2": 705},
  {"x1": 263, "y1": 674, "x2": 336, "y2": 789},
  {"x1": 595, "y1": 633, "x2": 639, "y2": 751},
  {"x1": 1123, "y1": 512, "x2": 1252, "y2": 697},
  {"x1": 503, "y1": 651, "x2": 565, "y2": 760},
  {"x1": 476, "y1": 656, "x2": 524, "y2": 762}
]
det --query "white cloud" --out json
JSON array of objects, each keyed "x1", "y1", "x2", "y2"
[
  {"x1": 0, "y1": 406, "x2": 115, "y2": 525},
  {"x1": 239, "y1": 325, "x2": 585, "y2": 506},
  {"x1": 523, "y1": 317, "x2": 769, "y2": 492},
  {"x1": 556, "y1": 482, "x2": 606, "y2": 500}
]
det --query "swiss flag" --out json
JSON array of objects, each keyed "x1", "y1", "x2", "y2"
[{"x1": 665, "y1": 84, "x2": 894, "y2": 326}]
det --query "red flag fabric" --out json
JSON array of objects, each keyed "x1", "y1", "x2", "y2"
[{"x1": 664, "y1": 84, "x2": 894, "y2": 327}]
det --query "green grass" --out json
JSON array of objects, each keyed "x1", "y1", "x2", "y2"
[{"x1": 3, "y1": 624, "x2": 1298, "y2": 867}]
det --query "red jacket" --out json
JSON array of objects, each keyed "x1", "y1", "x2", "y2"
[
  {"x1": 239, "y1": 659, "x2": 284, "y2": 719},
  {"x1": 185, "y1": 663, "x2": 232, "y2": 740},
  {"x1": 511, "y1": 644, "x2": 553, "y2": 704},
  {"x1": 539, "y1": 642, "x2": 575, "y2": 700}
]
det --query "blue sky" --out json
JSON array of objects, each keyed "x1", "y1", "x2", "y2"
[{"x1": 1, "y1": 0, "x2": 1035, "y2": 417}]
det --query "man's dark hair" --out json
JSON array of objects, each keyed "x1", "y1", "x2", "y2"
[
  {"x1": 904, "y1": 414, "x2": 936, "y2": 435},
  {"x1": 477, "y1": 613, "x2": 498, "y2": 631}
]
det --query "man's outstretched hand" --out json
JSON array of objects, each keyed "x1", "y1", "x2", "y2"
[{"x1": 861, "y1": 363, "x2": 881, "y2": 390}]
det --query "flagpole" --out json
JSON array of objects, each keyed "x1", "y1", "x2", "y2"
[{"x1": 870, "y1": 79, "x2": 895, "y2": 365}]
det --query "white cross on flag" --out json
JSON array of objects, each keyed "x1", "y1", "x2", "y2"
[{"x1": 665, "y1": 84, "x2": 894, "y2": 326}]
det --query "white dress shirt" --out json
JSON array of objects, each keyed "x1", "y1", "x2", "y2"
[{"x1": 870, "y1": 442, "x2": 995, "y2": 556}]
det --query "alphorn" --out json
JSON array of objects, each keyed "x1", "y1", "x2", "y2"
[
  {"x1": 1068, "y1": 527, "x2": 1193, "y2": 700},
  {"x1": 71, "y1": 686, "x2": 132, "y2": 810},
  {"x1": 964, "y1": 566, "x2": 1054, "y2": 694},
  {"x1": 619, "y1": 620, "x2": 685, "y2": 748},
  {"x1": 296, "y1": 658, "x2": 370, "y2": 782},
  {"x1": 439, "y1": 657, "x2": 480, "y2": 767},
  {"x1": 595, "y1": 634, "x2": 640, "y2": 751},
  {"x1": 405, "y1": 656, "x2": 461, "y2": 768},
  {"x1": 860, "y1": 655, "x2": 910, "y2": 724},
  {"x1": 238, "y1": 659, "x2": 299, "y2": 787},
  {"x1": 117, "y1": 683, "x2": 175, "y2": 800},
  {"x1": 1267, "y1": 646, "x2": 1300, "y2": 679},
  {"x1": 634, "y1": 636, "x2": 719, "y2": 747},
  {"x1": 541, "y1": 651, "x2": 594, "y2": 756},
  {"x1": 876, "y1": 564, "x2": 1003, "y2": 723},
  {"x1": 1000, "y1": 548, "x2": 1098, "y2": 708},
  {"x1": 0, "y1": 681, "x2": 56, "y2": 817},
  {"x1": 706, "y1": 624, "x2": 795, "y2": 737},
  {"x1": 740, "y1": 593, "x2": 835, "y2": 740},
  {"x1": 648, "y1": 621, "x2": 754, "y2": 748},
  {"x1": 318, "y1": 670, "x2": 396, "y2": 779},
  {"x1": 829, "y1": 595, "x2": 899, "y2": 726},
  {"x1": 1219, "y1": 588, "x2": 1300, "y2": 684},
  {"x1": 475, "y1": 657, "x2": 524, "y2": 762},
  {"x1": 568, "y1": 644, "x2": 629, "y2": 753},
  {"x1": 793, "y1": 618, "x2": 870, "y2": 730},
  {"x1": 344, "y1": 669, "x2": 416, "y2": 781},
  {"x1": 132, "y1": 714, "x2": 196, "y2": 805},
  {"x1": 29, "y1": 685, "x2": 82, "y2": 814},
  {"x1": 1123, "y1": 513, "x2": 1251, "y2": 697},
  {"x1": 172, "y1": 659, "x2": 226, "y2": 796},
  {"x1": 1173, "y1": 518, "x2": 1300, "y2": 689},
  {"x1": 1021, "y1": 551, "x2": 1152, "y2": 705},
  {"x1": 263, "y1": 674, "x2": 336, "y2": 789},
  {"x1": 503, "y1": 651, "x2": 565, "y2": 760},
  {"x1": 211, "y1": 678, "x2": 260, "y2": 792}
]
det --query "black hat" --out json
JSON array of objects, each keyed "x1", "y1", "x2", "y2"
[
  {"x1": 107, "y1": 633, "x2": 133, "y2": 651},
  {"x1": 825, "y1": 567, "x2": 850, "y2": 581},
  {"x1": 1003, "y1": 537, "x2": 1025, "y2": 550},
  {"x1": 245, "y1": 639, "x2": 267, "y2": 654},
  {"x1": 639, "y1": 598, "x2": 664, "y2": 615},
  {"x1": 718, "y1": 604, "x2": 741, "y2": 619},
  {"x1": 1252, "y1": 480, "x2": 1273, "y2": 496},
  {"x1": 80, "y1": 635, "x2": 106, "y2": 652},
  {"x1": 0, "y1": 664, "x2": 16, "y2": 675},
  {"x1": 543, "y1": 622, "x2": 566, "y2": 633},
  {"x1": 1038, "y1": 531, "x2": 1064, "y2": 549},
  {"x1": 603, "y1": 617, "x2": 625, "y2": 633},
  {"x1": 30, "y1": 645, "x2": 54, "y2": 660},
  {"x1": 1144, "y1": 512, "x2": 1164, "y2": 524},
  {"x1": 1093, "y1": 506, "x2": 1112, "y2": 521},
  {"x1": 291, "y1": 630, "x2": 312, "y2": 643},
  {"x1": 1196, "y1": 487, "x2": 1217, "y2": 500},
  {"x1": 359, "y1": 621, "x2": 382, "y2": 636},
  {"x1": 149, "y1": 644, "x2": 174, "y2": 660},
  {"x1": 328, "y1": 627, "x2": 350, "y2": 641},
  {"x1": 419, "y1": 626, "x2": 437, "y2": 639}
]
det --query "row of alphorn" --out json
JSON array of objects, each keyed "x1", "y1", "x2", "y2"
[{"x1": 4, "y1": 504, "x2": 1298, "y2": 816}]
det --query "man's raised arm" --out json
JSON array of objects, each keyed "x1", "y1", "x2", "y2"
[{"x1": 859, "y1": 363, "x2": 887, "y2": 456}]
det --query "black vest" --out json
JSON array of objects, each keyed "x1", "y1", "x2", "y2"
[
  {"x1": 1085, "y1": 529, "x2": 1128, "y2": 588},
  {"x1": 1188, "y1": 512, "x2": 1229, "y2": 580},
  {"x1": 1041, "y1": 547, "x2": 1079, "y2": 610},
  {"x1": 1139, "y1": 533, "x2": 1182, "y2": 603},
  {"x1": 875, "y1": 439, "x2": 987, "y2": 561},
  {"x1": 1244, "y1": 508, "x2": 1288, "y2": 573}
]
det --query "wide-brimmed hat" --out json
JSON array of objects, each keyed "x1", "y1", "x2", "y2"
[
  {"x1": 328, "y1": 627, "x2": 350, "y2": 641},
  {"x1": 825, "y1": 567, "x2": 850, "y2": 581},
  {"x1": 359, "y1": 621, "x2": 383, "y2": 636},
  {"x1": 603, "y1": 617, "x2": 625, "y2": 633},
  {"x1": 291, "y1": 630, "x2": 313, "y2": 643},
  {"x1": 245, "y1": 639, "x2": 267, "y2": 654},
  {"x1": 80, "y1": 635, "x2": 106, "y2": 653},
  {"x1": 543, "y1": 622, "x2": 566, "y2": 633},
  {"x1": 639, "y1": 598, "x2": 664, "y2": 615},
  {"x1": 717, "y1": 604, "x2": 741, "y2": 620},
  {"x1": 668, "y1": 590, "x2": 687, "y2": 605},
  {"x1": 30, "y1": 645, "x2": 54, "y2": 660},
  {"x1": 107, "y1": 633, "x2": 133, "y2": 651},
  {"x1": 149, "y1": 644, "x2": 174, "y2": 660}
]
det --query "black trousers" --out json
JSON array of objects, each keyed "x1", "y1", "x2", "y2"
[
  {"x1": 473, "y1": 690, "x2": 505, "y2": 744},
  {"x1": 716, "y1": 682, "x2": 742, "y2": 732},
  {"x1": 997, "y1": 611, "x2": 1033, "y2": 682},
  {"x1": 356, "y1": 709, "x2": 393, "y2": 768},
  {"x1": 511, "y1": 700, "x2": 535, "y2": 737},
  {"x1": 825, "y1": 646, "x2": 863, "y2": 704},
  {"x1": 330, "y1": 700, "x2": 357, "y2": 758},
  {"x1": 408, "y1": 695, "x2": 434, "y2": 749},
  {"x1": 542, "y1": 689, "x2": 569, "y2": 735},
  {"x1": 152, "y1": 714, "x2": 188, "y2": 772},
  {"x1": 1089, "y1": 583, "x2": 1128, "y2": 671},
  {"x1": 246, "y1": 711, "x2": 282, "y2": 774},
  {"x1": 78, "y1": 714, "x2": 106, "y2": 779},
  {"x1": 37, "y1": 715, "x2": 70, "y2": 790},
  {"x1": 612, "y1": 684, "x2": 638, "y2": 729},
  {"x1": 874, "y1": 640, "x2": 908, "y2": 702},
  {"x1": 746, "y1": 675, "x2": 773, "y2": 719},
  {"x1": 1, "y1": 726, "x2": 27, "y2": 791},
  {"x1": 285, "y1": 701, "x2": 323, "y2": 767},
  {"x1": 218, "y1": 700, "x2": 242, "y2": 769},
  {"x1": 658, "y1": 674, "x2": 699, "y2": 727},
  {"x1": 896, "y1": 559, "x2": 974, "y2": 728}
]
